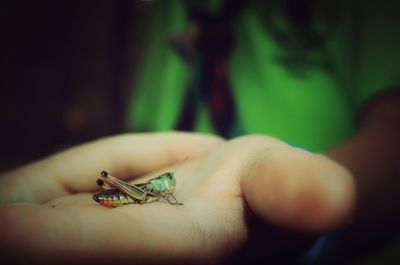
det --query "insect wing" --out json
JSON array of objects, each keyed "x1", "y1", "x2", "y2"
[
  {"x1": 103, "y1": 174, "x2": 148, "y2": 201},
  {"x1": 133, "y1": 180, "x2": 151, "y2": 188}
]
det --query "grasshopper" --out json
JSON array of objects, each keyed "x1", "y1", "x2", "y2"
[{"x1": 92, "y1": 171, "x2": 183, "y2": 207}]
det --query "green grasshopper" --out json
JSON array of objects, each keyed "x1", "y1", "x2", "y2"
[{"x1": 92, "y1": 171, "x2": 183, "y2": 207}]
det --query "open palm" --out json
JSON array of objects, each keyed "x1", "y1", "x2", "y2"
[{"x1": 0, "y1": 132, "x2": 355, "y2": 264}]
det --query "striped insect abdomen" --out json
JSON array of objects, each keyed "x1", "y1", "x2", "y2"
[{"x1": 92, "y1": 188, "x2": 136, "y2": 207}]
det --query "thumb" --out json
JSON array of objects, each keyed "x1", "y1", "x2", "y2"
[{"x1": 242, "y1": 145, "x2": 356, "y2": 234}]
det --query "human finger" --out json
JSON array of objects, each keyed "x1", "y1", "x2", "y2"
[
  {"x1": 1, "y1": 132, "x2": 224, "y2": 203},
  {"x1": 239, "y1": 136, "x2": 356, "y2": 233}
]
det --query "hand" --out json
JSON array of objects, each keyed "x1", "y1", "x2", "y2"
[{"x1": 0, "y1": 132, "x2": 355, "y2": 265}]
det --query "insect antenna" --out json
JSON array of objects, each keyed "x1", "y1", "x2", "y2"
[{"x1": 171, "y1": 156, "x2": 189, "y2": 177}]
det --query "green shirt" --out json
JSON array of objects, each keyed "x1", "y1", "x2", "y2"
[{"x1": 126, "y1": 0, "x2": 400, "y2": 151}]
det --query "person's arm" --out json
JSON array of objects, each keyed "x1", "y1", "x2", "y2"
[{"x1": 326, "y1": 88, "x2": 400, "y2": 257}]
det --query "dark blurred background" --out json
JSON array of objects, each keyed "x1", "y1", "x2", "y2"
[
  {"x1": 1, "y1": 1, "x2": 400, "y2": 264},
  {"x1": 0, "y1": 0, "x2": 145, "y2": 170}
]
